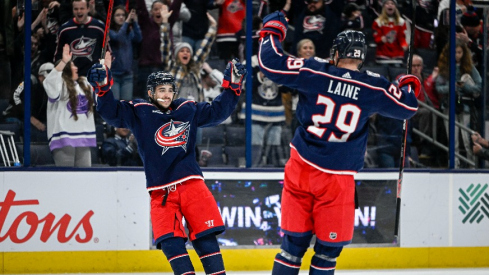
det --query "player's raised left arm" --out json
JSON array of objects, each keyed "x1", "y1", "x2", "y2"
[
  {"x1": 258, "y1": 11, "x2": 301, "y2": 90},
  {"x1": 198, "y1": 58, "x2": 247, "y2": 127}
]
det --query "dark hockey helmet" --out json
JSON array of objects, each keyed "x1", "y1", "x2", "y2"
[
  {"x1": 146, "y1": 72, "x2": 176, "y2": 94},
  {"x1": 330, "y1": 30, "x2": 367, "y2": 69}
]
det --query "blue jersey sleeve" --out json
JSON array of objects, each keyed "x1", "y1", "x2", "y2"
[
  {"x1": 95, "y1": 89, "x2": 138, "y2": 129},
  {"x1": 196, "y1": 88, "x2": 240, "y2": 128},
  {"x1": 258, "y1": 34, "x2": 302, "y2": 90}
]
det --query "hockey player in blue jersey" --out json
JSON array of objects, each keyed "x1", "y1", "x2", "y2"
[
  {"x1": 258, "y1": 11, "x2": 421, "y2": 275},
  {"x1": 87, "y1": 54, "x2": 246, "y2": 275}
]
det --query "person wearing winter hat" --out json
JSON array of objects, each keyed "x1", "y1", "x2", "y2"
[
  {"x1": 173, "y1": 42, "x2": 194, "y2": 64},
  {"x1": 459, "y1": 6, "x2": 483, "y2": 72},
  {"x1": 461, "y1": 7, "x2": 481, "y2": 35}
]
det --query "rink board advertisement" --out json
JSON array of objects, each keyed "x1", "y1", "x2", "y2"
[
  {"x1": 0, "y1": 171, "x2": 488, "y2": 252},
  {"x1": 205, "y1": 177, "x2": 397, "y2": 246},
  {"x1": 0, "y1": 171, "x2": 150, "y2": 252},
  {"x1": 401, "y1": 172, "x2": 489, "y2": 247}
]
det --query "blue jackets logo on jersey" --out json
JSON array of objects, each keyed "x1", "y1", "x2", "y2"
[
  {"x1": 70, "y1": 36, "x2": 96, "y2": 61},
  {"x1": 155, "y1": 120, "x2": 190, "y2": 155},
  {"x1": 303, "y1": 15, "x2": 325, "y2": 33}
]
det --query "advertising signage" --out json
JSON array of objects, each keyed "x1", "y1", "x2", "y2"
[{"x1": 206, "y1": 179, "x2": 397, "y2": 246}]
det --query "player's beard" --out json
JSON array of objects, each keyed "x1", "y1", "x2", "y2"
[{"x1": 152, "y1": 95, "x2": 173, "y2": 112}]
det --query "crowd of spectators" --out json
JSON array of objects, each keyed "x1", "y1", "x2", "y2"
[{"x1": 0, "y1": 0, "x2": 487, "y2": 168}]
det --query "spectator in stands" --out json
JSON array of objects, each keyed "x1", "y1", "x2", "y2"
[
  {"x1": 237, "y1": 15, "x2": 263, "y2": 60},
  {"x1": 214, "y1": 0, "x2": 245, "y2": 62},
  {"x1": 53, "y1": 0, "x2": 105, "y2": 76},
  {"x1": 341, "y1": 2, "x2": 364, "y2": 31},
  {"x1": 87, "y1": 0, "x2": 107, "y2": 22},
  {"x1": 56, "y1": 0, "x2": 107, "y2": 25},
  {"x1": 43, "y1": 44, "x2": 96, "y2": 167},
  {"x1": 372, "y1": 0, "x2": 408, "y2": 67},
  {"x1": 201, "y1": 62, "x2": 223, "y2": 103},
  {"x1": 437, "y1": 0, "x2": 466, "y2": 24},
  {"x1": 40, "y1": 1, "x2": 62, "y2": 63},
  {"x1": 2, "y1": 62, "x2": 53, "y2": 142},
  {"x1": 109, "y1": 7, "x2": 142, "y2": 100},
  {"x1": 160, "y1": 8, "x2": 217, "y2": 102},
  {"x1": 471, "y1": 132, "x2": 489, "y2": 161},
  {"x1": 101, "y1": 127, "x2": 142, "y2": 166},
  {"x1": 293, "y1": 0, "x2": 344, "y2": 58},
  {"x1": 135, "y1": 0, "x2": 184, "y2": 99},
  {"x1": 0, "y1": 0, "x2": 14, "y2": 100},
  {"x1": 436, "y1": 40, "x2": 481, "y2": 168},
  {"x1": 459, "y1": 6, "x2": 483, "y2": 73},
  {"x1": 162, "y1": 0, "x2": 191, "y2": 44},
  {"x1": 238, "y1": 55, "x2": 286, "y2": 167},
  {"x1": 181, "y1": 0, "x2": 217, "y2": 53},
  {"x1": 409, "y1": 54, "x2": 440, "y2": 159},
  {"x1": 401, "y1": 0, "x2": 438, "y2": 49}
]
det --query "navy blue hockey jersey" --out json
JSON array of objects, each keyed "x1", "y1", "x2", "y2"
[
  {"x1": 258, "y1": 34, "x2": 418, "y2": 174},
  {"x1": 55, "y1": 17, "x2": 105, "y2": 76},
  {"x1": 96, "y1": 87, "x2": 239, "y2": 191}
]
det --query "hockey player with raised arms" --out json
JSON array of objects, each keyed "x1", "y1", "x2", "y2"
[
  {"x1": 258, "y1": 11, "x2": 420, "y2": 275},
  {"x1": 87, "y1": 55, "x2": 246, "y2": 275}
]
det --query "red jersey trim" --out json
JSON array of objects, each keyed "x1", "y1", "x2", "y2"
[
  {"x1": 147, "y1": 175, "x2": 204, "y2": 191},
  {"x1": 176, "y1": 100, "x2": 195, "y2": 110}
]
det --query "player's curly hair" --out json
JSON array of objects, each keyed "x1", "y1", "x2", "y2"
[
  {"x1": 58, "y1": 60, "x2": 94, "y2": 121},
  {"x1": 438, "y1": 39, "x2": 473, "y2": 79}
]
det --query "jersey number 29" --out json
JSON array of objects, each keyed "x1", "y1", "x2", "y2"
[{"x1": 307, "y1": 95, "x2": 361, "y2": 142}]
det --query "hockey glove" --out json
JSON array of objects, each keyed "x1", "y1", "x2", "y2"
[
  {"x1": 398, "y1": 74, "x2": 421, "y2": 98},
  {"x1": 87, "y1": 63, "x2": 113, "y2": 96},
  {"x1": 222, "y1": 58, "x2": 247, "y2": 96},
  {"x1": 259, "y1": 10, "x2": 288, "y2": 42}
]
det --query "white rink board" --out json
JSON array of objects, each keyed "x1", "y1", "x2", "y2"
[
  {"x1": 0, "y1": 171, "x2": 149, "y2": 252},
  {"x1": 0, "y1": 171, "x2": 488, "y2": 252},
  {"x1": 401, "y1": 172, "x2": 489, "y2": 247}
]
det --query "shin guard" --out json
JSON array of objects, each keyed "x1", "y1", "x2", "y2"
[
  {"x1": 309, "y1": 243, "x2": 343, "y2": 275},
  {"x1": 160, "y1": 237, "x2": 195, "y2": 275},
  {"x1": 271, "y1": 234, "x2": 312, "y2": 275},
  {"x1": 192, "y1": 234, "x2": 225, "y2": 275}
]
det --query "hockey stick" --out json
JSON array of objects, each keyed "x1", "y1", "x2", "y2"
[
  {"x1": 394, "y1": 0, "x2": 416, "y2": 242},
  {"x1": 101, "y1": 0, "x2": 114, "y2": 64}
]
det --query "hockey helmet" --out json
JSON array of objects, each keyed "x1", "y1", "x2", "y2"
[
  {"x1": 330, "y1": 30, "x2": 367, "y2": 69},
  {"x1": 146, "y1": 72, "x2": 176, "y2": 94}
]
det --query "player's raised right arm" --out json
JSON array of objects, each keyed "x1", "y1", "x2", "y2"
[{"x1": 258, "y1": 11, "x2": 301, "y2": 90}]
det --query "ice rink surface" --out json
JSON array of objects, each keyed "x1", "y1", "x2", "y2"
[{"x1": 19, "y1": 271, "x2": 489, "y2": 275}]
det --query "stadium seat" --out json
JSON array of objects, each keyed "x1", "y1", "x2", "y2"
[
  {"x1": 416, "y1": 48, "x2": 438, "y2": 73},
  {"x1": 225, "y1": 125, "x2": 246, "y2": 146},
  {"x1": 224, "y1": 145, "x2": 263, "y2": 167},
  {"x1": 0, "y1": 123, "x2": 22, "y2": 142},
  {"x1": 198, "y1": 145, "x2": 226, "y2": 167},
  {"x1": 202, "y1": 125, "x2": 226, "y2": 146},
  {"x1": 16, "y1": 142, "x2": 55, "y2": 166}
]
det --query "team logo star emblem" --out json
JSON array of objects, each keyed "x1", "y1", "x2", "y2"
[
  {"x1": 70, "y1": 36, "x2": 96, "y2": 61},
  {"x1": 155, "y1": 120, "x2": 190, "y2": 155}
]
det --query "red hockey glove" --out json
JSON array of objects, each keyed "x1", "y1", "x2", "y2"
[
  {"x1": 222, "y1": 58, "x2": 247, "y2": 96},
  {"x1": 398, "y1": 74, "x2": 421, "y2": 98},
  {"x1": 87, "y1": 63, "x2": 113, "y2": 96},
  {"x1": 259, "y1": 10, "x2": 288, "y2": 42}
]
